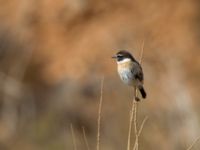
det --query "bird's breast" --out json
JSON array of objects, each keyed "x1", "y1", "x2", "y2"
[
  {"x1": 117, "y1": 62, "x2": 135, "y2": 86},
  {"x1": 117, "y1": 60, "x2": 133, "y2": 69}
]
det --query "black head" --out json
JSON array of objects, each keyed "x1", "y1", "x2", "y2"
[{"x1": 112, "y1": 50, "x2": 135, "y2": 62}]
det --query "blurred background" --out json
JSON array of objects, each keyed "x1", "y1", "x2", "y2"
[{"x1": 0, "y1": 0, "x2": 200, "y2": 150}]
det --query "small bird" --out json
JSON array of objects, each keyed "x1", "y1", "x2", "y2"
[{"x1": 112, "y1": 50, "x2": 146, "y2": 100}]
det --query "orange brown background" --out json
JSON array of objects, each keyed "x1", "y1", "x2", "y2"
[{"x1": 0, "y1": 0, "x2": 199, "y2": 150}]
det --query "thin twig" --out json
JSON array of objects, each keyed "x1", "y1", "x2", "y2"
[
  {"x1": 128, "y1": 40, "x2": 145, "y2": 150},
  {"x1": 138, "y1": 116, "x2": 148, "y2": 136},
  {"x1": 186, "y1": 136, "x2": 200, "y2": 150},
  {"x1": 133, "y1": 40, "x2": 145, "y2": 150},
  {"x1": 139, "y1": 39, "x2": 145, "y2": 64},
  {"x1": 133, "y1": 100, "x2": 138, "y2": 150},
  {"x1": 70, "y1": 124, "x2": 77, "y2": 150},
  {"x1": 132, "y1": 116, "x2": 148, "y2": 150},
  {"x1": 97, "y1": 77, "x2": 104, "y2": 150},
  {"x1": 133, "y1": 101, "x2": 138, "y2": 137},
  {"x1": 82, "y1": 126, "x2": 90, "y2": 150},
  {"x1": 127, "y1": 92, "x2": 136, "y2": 150}
]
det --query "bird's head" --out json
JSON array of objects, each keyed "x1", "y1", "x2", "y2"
[{"x1": 112, "y1": 50, "x2": 135, "y2": 63}]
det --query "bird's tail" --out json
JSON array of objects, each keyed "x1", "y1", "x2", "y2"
[{"x1": 139, "y1": 86, "x2": 146, "y2": 99}]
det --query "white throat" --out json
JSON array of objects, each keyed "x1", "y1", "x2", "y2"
[{"x1": 117, "y1": 58, "x2": 131, "y2": 64}]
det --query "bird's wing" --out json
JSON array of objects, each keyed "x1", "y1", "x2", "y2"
[
  {"x1": 131, "y1": 62, "x2": 144, "y2": 82},
  {"x1": 135, "y1": 71, "x2": 143, "y2": 82}
]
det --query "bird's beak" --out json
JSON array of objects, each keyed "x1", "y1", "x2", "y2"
[{"x1": 112, "y1": 55, "x2": 117, "y2": 59}]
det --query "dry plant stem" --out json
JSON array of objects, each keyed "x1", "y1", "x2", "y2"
[
  {"x1": 128, "y1": 40, "x2": 145, "y2": 150},
  {"x1": 133, "y1": 100, "x2": 139, "y2": 150},
  {"x1": 139, "y1": 40, "x2": 145, "y2": 64},
  {"x1": 138, "y1": 116, "x2": 148, "y2": 136},
  {"x1": 70, "y1": 124, "x2": 77, "y2": 150},
  {"x1": 186, "y1": 136, "x2": 200, "y2": 150},
  {"x1": 133, "y1": 43, "x2": 145, "y2": 150},
  {"x1": 82, "y1": 127, "x2": 90, "y2": 150},
  {"x1": 127, "y1": 90, "x2": 136, "y2": 150},
  {"x1": 133, "y1": 41, "x2": 145, "y2": 150},
  {"x1": 96, "y1": 77, "x2": 104, "y2": 150},
  {"x1": 132, "y1": 116, "x2": 148, "y2": 150}
]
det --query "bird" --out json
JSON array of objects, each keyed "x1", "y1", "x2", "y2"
[{"x1": 112, "y1": 50, "x2": 146, "y2": 101}]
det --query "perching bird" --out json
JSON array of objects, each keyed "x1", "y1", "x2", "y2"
[{"x1": 112, "y1": 50, "x2": 146, "y2": 100}]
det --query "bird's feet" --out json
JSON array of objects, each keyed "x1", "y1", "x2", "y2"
[{"x1": 135, "y1": 97, "x2": 140, "y2": 101}]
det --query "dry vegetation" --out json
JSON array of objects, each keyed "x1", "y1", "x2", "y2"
[{"x1": 0, "y1": 0, "x2": 199, "y2": 150}]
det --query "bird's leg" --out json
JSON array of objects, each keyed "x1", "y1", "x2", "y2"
[{"x1": 134, "y1": 86, "x2": 140, "y2": 101}]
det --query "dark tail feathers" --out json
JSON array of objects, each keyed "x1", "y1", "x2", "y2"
[{"x1": 139, "y1": 86, "x2": 146, "y2": 99}]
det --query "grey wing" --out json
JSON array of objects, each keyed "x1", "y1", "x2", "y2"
[
  {"x1": 135, "y1": 71, "x2": 143, "y2": 82},
  {"x1": 131, "y1": 62, "x2": 144, "y2": 82}
]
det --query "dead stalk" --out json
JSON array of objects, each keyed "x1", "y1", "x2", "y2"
[
  {"x1": 97, "y1": 77, "x2": 104, "y2": 150},
  {"x1": 82, "y1": 126, "x2": 90, "y2": 150},
  {"x1": 133, "y1": 98, "x2": 139, "y2": 150},
  {"x1": 70, "y1": 124, "x2": 77, "y2": 150},
  {"x1": 127, "y1": 90, "x2": 136, "y2": 150},
  {"x1": 186, "y1": 136, "x2": 200, "y2": 150}
]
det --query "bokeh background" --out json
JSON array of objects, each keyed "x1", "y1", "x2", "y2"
[{"x1": 0, "y1": 0, "x2": 200, "y2": 150}]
